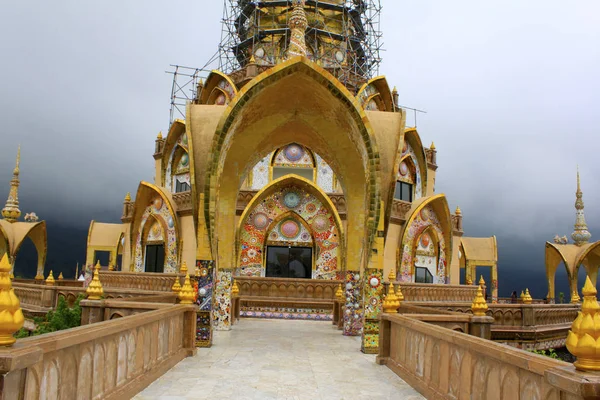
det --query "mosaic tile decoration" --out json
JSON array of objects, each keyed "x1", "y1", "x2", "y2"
[
  {"x1": 241, "y1": 305, "x2": 333, "y2": 321},
  {"x1": 134, "y1": 197, "x2": 178, "y2": 272},
  {"x1": 399, "y1": 205, "x2": 447, "y2": 283},
  {"x1": 414, "y1": 232, "x2": 437, "y2": 281},
  {"x1": 361, "y1": 269, "x2": 383, "y2": 353},
  {"x1": 250, "y1": 152, "x2": 272, "y2": 190},
  {"x1": 238, "y1": 184, "x2": 340, "y2": 280},
  {"x1": 401, "y1": 141, "x2": 422, "y2": 200},
  {"x1": 343, "y1": 271, "x2": 363, "y2": 336},
  {"x1": 165, "y1": 133, "x2": 189, "y2": 192},
  {"x1": 196, "y1": 260, "x2": 215, "y2": 311},
  {"x1": 315, "y1": 154, "x2": 335, "y2": 193},
  {"x1": 273, "y1": 144, "x2": 314, "y2": 167},
  {"x1": 213, "y1": 269, "x2": 232, "y2": 331}
]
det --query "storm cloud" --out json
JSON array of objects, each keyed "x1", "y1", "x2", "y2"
[{"x1": 1, "y1": 1, "x2": 599, "y2": 297}]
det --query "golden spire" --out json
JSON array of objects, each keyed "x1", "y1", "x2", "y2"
[
  {"x1": 520, "y1": 290, "x2": 525, "y2": 301},
  {"x1": 58, "y1": 272, "x2": 64, "y2": 280},
  {"x1": 572, "y1": 166, "x2": 591, "y2": 246},
  {"x1": 471, "y1": 285, "x2": 488, "y2": 316},
  {"x1": 0, "y1": 253, "x2": 24, "y2": 346},
  {"x1": 566, "y1": 276, "x2": 600, "y2": 371},
  {"x1": 523, "y1": 288, "x2": 533, "y2": 304},
  {"x1": 388, "y1": 268, "x2": 397, "y2": 283},
  {"x1": 108, "y1": 264, "x2": 114, "y2": 271},
  {"x1": 479, "y1": 275, "x2": 485, "y2": 287},
  {"x1": 286, "y1": 0, "x2": 308, "y2": 59},
  {"x1": 335, "y1": 283, "x2": 344, "y2": 301},
  {"x1": 180, "y1": 261, "x2": 188, "y2": 275},
  {"x1": 157, "y1": 131, "x2": 163, "y2": 140},
  {"x1": 45, "y1": 270, "x2": 55, "y2": 286},
  {"x1": 382, "y1": 283, "x2": 401, "y2": 313},
  {"x1": 124, "y1": 192, "x2": 131, "y2": 202},
  {"x1": 178, "y1": 274, "x2": 195, "y2": 304},
  {"x1": 232, "y1": 279, "x2": 240, "y2": 297},
  {"x1": 455, "y1": 206, "x2": 462, "y2": 215},
  {"x1": 2, "y1": 146, "x2": 22, "y2": 223},
  {"x1": 392, "y1": 86, "x2": 398, "y2": 94},
  {"x1": 430, "y1": 141, "x2": 436, "y2": 150},
  {"x1": 171, "y1": 276, "x2": 181, "y2": 293},
  {"x1": 86, "y1": 261, "x2": 104, "y2": 300},
  {"x1": 572, "y1": 288, "x2": 581, "y2": 303}
]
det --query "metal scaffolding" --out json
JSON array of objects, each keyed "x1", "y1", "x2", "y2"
[{"x1": 218, "y1": 0, "x2": 383, "y2": 89}]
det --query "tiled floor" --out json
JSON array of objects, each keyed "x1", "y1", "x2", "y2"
[{"x1": 135, "y1": 319, "x2": 424, "y2": 400}]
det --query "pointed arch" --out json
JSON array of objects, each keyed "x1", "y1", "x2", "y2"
[
  {"x1": 401, "y1": 127, "x2": 428, "y2": 199},
  {"x1": 357, "y1": 76, "x2": 395, "y2": 112},
  {"x1": 0, "y1": 220, "x2": 47, "y2": 277},
  {"x1": 200, "y1": 70, "x2": 239, "y2": 105},
  {"x1": 204, "y1": 56, "x2": 381, "y2": 276}
]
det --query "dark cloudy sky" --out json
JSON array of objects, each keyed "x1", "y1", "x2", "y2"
[{"x1": 1, "y1": 2, "x2": 599, "y2": 297}]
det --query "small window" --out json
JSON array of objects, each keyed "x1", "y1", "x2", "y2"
[
  {"x1": 394, "y1": 181, "x2": 413, "y2": 202},
  {"x1": 415, "y1": 267, "x2": 433, "y2": 283},
  {"x1": 175, "y1": 180, "x2": 191, "y2": 193}
]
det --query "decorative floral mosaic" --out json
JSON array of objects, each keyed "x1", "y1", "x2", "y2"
[
  {"x1": 266, "y1": 217, "x2": 312, "y2": 245},
  {"x1": 315, "y1": 154, "x2": 335, "y2": 193},
  {"x1": 250, "y1": 152, "x2": 272, "y2": 190},
  {"x1": 343, "y1": 271, "x2": 363, "y2": 336},
  {"x1": 147, "y1": 220, "x2": 164, "y2": 241},
  {"x1": 213, "y1": 269, "x2": 232, "y2": 331},
  {"x1": 399, "y1": 205, "x2": 447, "y2": 283},
  {"x1": 238, "y1": 184, "x2": 340, "y2": 279},
  {"x1": 241, "y1": 306, "x2": 332, "y2": 321},
  {"x1": 361, "y1": 269, "x2": 383, "y2": 353},
  {"x1": 134, "y1": 197, "x2": 178, "y2": 272},
  {"x1": 401, "y1": 141, "x2": 422, "y2": 199},
  {"x1": 196, "y1": 260, "x2": 214, "y2": 311},
  {"x1": 165, "y1": 132, "x2": 189, "y2": 192},
  {"x1": 414, "y1": 232, "x2": 437, "y2": 280},
  {"x1": 273, "y1": 144, "x2": 314, "y2": 167}
]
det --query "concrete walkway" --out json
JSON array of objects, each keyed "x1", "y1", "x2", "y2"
[{"x1": 135, "y1": 319, "x2": 424, "y2": 400}]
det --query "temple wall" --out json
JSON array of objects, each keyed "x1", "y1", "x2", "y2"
[
  {"x1": 383, "y1": 223, "x2": 402, "y2": 279},
  {"x1": 450, "y1": 233, "x2": 461, "y2": 284},
  {"x1": 179, "y1": 215, "x2": 196, "y2": 271},
  {"x1": 377, "y1": 313, "x2": 591, "y2": 400}
]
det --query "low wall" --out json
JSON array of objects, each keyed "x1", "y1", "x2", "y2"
[
  {"x1": 394, "y1": 282, "x2": 479, "y2": 302},
  {"x1": 80, "y1": 297, "x2": 178, "y2": 324},
  {"x1": 236, "y1": 276, "x2": 342, "y2": 299},
  {"x1": 100, "y1": 271, "x2": 183, "y2": 292},
  {"x1": 377, "y1": 313, "x2": 600, "y2": 400},
  {"x1": 0, "y1": 304, "x2": 197, "y2": 400}
]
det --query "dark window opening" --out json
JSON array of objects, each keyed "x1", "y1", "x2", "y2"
[
  {"x1": 145, "y1": 244, "x2": 165, "y2": 273},
  {"x1": 94, "y1": 251, "x2": 110, "y2": 268},
  {"x1": 175, "y1": 180, "x2": 191, "y2": 193},
  {"x1": 265, "y1": 246, "x2": 312, "y2": 279},
  {"x1": 394, "y1": 181, "x2": 413, "y2": 202},
  {"x1": 415, "y1": 267, "x2": 433, "y2": 283}
]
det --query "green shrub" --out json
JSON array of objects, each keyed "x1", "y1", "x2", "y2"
[
  {"x1": 15, "y1": 294, "x2": 84, "y2": 338},
  {"x1": 530, "y1": 348, "x2": 559, "y2": 359}
]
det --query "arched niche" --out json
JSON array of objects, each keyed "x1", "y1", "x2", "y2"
[
  {"x1": 397, "y1": 194, "x2": 453, "y2": 283},
  {"x1": 130, "y1": 182, "x2": 180, "y2": 273},
  {"x1": 400, "y1": 128, "x2": 428, "y2": 200},
  {"x1": 412, "y1": 226, "x2": 440, "y2": 283},
  {"x1": 204, "y1": 57, "x2": 381, "y2": 276},
  {"x1": 237, "y1": 175, "x2": 343, "y2": 280},
  {"x1": 356, "y1": 76, "x2": 395, "y2": 112},
  {"x1": 0, "y1": 220, "x2": 47, "y2": 278},
  {"x1": 200, "y1": 71, "x2": 238, "y2": 105}
]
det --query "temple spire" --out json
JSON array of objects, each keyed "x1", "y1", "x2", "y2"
[
  {"x1": 285, "y1": 0, "x2": 308, "y2": 59},
  {"x1": 1, "y1": 146, "x2": 22, "y2": 223},
  {"x1": 571, "y1": 166, "x2": 591, "y2": 246}
]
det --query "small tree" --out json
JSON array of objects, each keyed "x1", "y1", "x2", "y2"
[{"x1": 558, "y1": 292, "x2": 565, "y2": 304}]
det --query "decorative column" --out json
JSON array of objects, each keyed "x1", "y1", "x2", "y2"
[
  {"x1": 547, "y1": 274, "x2": 556, "y2": 303},
  {"x1": 285, "y1": 0, "x2": 308, "y2": 59},
  {"x1": 465, "y1": 261, "x2": 473, "y2": 285},
  {"x1": 491, "y1": 264, "x2": 498, "y2": 303},
  {"x1": 361, "y1": 201, "x2": 386, "y2": 353}
]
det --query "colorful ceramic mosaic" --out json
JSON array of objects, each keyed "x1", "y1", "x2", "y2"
[
  {"x1": 399, "y1": 205, "x2": 447, "y2": 283},
  {"x1": 134, "y1": 197, "x2": 178, "y2": 272},
  {"x1": 196, "y1": 260, "x2": 215, "y2": 311},
  {"x1": 250, "y1": 152, "x2": 272, "y2": 190},
  {"x1": 315, "y1": 154, "x2": 335, "y2": 193},
  {"x1": 343, "y1": 271, "x2": 363, "y2": 336},
  {"x1": 213, "y1": 269, "x2": 232, "y2": 331},
  {"x1": 147, "y1": 220, "x2": 164, "y2": 241},
  {"x1": 238, "y1": 184, "x2": 340, "y2": 279},
  {"x1": 401, "y1": 141, "x2": 422, "y2": 199},
  {"x1": 241, "y1": 305, "x2": 332, "y2": 321},
  {"x1": 414, "y1": 232, "x2": 437, "y2": 280},
  {"x1": 361, "y1": 269, "x2": 383, "y2": 353},
  {"x1": 273, "y1": 144, "x2": 314, "y2": 167},
  {"x1": 165, "y1": 132, "x2": 189, "y2": 192}
]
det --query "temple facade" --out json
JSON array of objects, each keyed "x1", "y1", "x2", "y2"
[{"x1": 86, "y1": 0, "x2": 496, "y2": 352}]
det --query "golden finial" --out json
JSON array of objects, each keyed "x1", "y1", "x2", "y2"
[
  {"x1": 388, "y1": 268, "x2": 397, "y2": 283},
  {"x1": 171, "y1": 276, "x2": 181, "y2": 293},
  {"x1": 572, "y1": 166, "x2": 592, "y2": 246},
  {"x1": 455, "y1": 206, "x2": 462, "y2": 215},
  {"x1": 520, "y1": 290, "x2": 525, "y2": 301},
  {"x1": 396, "y1": 284, "x2": 404, "y2": 302},
  {"x1": 231, "y1": 279, "x2": 240, "y2": 297},
  {"x1": 180, "y1": 261, "x2": 188, "y2": 275},
  {"x1": 471, "y1": 285, "x2": 488, "y2": 316},
  {"x1": 157, "y1": 131, "x2": 163, "y2": 140},
  {"x1": 45, "y1": 270, "x2": 55, "y2": 286},
  {"x1": 249, "y1": 54, "x2": 256, "y2": 64},
  {"x1": 335, "y1": 283, "x2": 344, "y2": 301},
  {"x1": 178, "y1": 274, "x2": 195, "y2": 304},
  {"x1": 86, "y1": 261, "x2": 104, "y2": 300},
  {"x1": 382, "y1": 283, "x2": 401, "y2": 313},
  {"x1": 124, "y1": 192, "x2": 131, "y2": 202},
  {"x1": 430, "y1": 141, "x2": 436, "y2": 150},
  {"x1": 2, "y1": 146, "x2": 22, "y2": 223},
  {"x1": 392, "y1": 86, "x2": 398, "y2": 94},
  {"x1": 0, "y1": 253, "x2": 24, "y2": 346},
  {"x1": 572, "y1": 288, "x2": 581, "y2": 303},
  {"x1": 566, "y1": 276, "x2": 600, "y2": 371},
  {"x1": 108, "y1": 264, "x2": 114, "y2": 271},
  {"x1": 523, "y1": 288, "x2": 533, "y2": 304},
  {"x1": 479, "y1": 275, "x2": 485, "y2": 286},
  {"x1": 466, "y1": 277, "x2": 473, "y2": 286},
  {"x1": 58, "y1": 272, "x2": 64, "y2": 280}
]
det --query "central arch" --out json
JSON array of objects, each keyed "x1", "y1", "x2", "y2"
[{"x1": 204, "y1": 57, "x2": 381, "y2": 279}]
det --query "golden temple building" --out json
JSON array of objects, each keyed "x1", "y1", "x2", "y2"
[{"x1": 85, "y1": 0, "x2": 497, "y2": 352}]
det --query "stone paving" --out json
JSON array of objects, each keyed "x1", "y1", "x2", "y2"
[{"x1": 135, "y1": 318, "x2": 423, "y2": 400}]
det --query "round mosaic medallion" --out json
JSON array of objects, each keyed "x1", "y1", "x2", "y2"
[
  {"x1": 199, "y1": 288, "x2": 207, "y2": 296},
  {"x1": 269, "y1": 231, "x2": 278, "y2": 240},
  {"x1": 420, "y1": 233, "x2": 430, "y2": 248},
  {"x1": 247, "y1": 248, "x2": 257, "y2": 258},
  {"x1": 312, "y1": 215, "x2": 330, "y2": 233},
  {"x1": 216, "y1": 94, "x2": 226, "y2": 105},
  {"x1": 369, "y1": 277, "x2": 380, "y2": 287},
  {"x1": 420, "y1": 207, "x2": 430, "y2": 221},
  {"x1": 280, "y1": 219, "x2": 300, "y2": 239},
  {"x1": 283, "y1": 191, "x2": 301, "y2": 209},
  {"x1": 300, "y1": 232, "x2": 311, "y2": 242},
  {"x1": 153, "y1": 197, "x2": 163, "y2": 211},
  {"x1": 284, "y1": 144, "x2": 305, "y2": 162},
  {"x1": 399, "y1": 161, "x2": 408, "y2": 176},
  {"x1": 252, "y1": 212, "x2": 269, "y2": 230},
  {"x1": 200, "y1": 268, "x2": 208, "y2": 277},
  {"x1": 167, "y1": 216, "x2": 174, "y2": 229},
  {"x1": 180, "y1": 153, "x2": 189, "y2": 167},
  {"x1": 305, "y1": 202, "x2": 317, "y2": 213}
]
